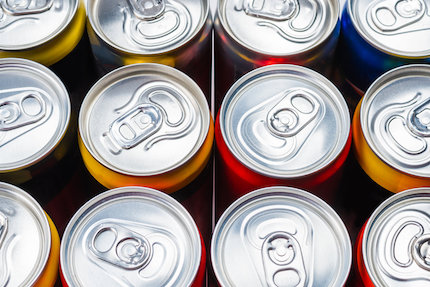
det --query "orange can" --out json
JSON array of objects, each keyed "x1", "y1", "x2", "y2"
[
  {"x1": 0, "y1": 182, "x2": 60, "y2": 287},
  {"x1": 353, "y1": 65, "x2": 430, "y2": 193}
]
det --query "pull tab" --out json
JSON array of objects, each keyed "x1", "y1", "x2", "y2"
[
  {"x1": 369, "y1": 0, "x2": 425, "y2": 32},
  {"x1": 127, "y1": 0, "x2": 165, "y2": 20},
  {"x1": 0, "y1": 90, "x2": 47, "y2": 131},
  {"x1": 88, "y1": 224, "x2": 152, "y2": 270},
  {"x1": 0, "y1": 212, "x2": 7, "y2": 248},
  {"x1": 408, "y1": 95, "x2": 430, "y2": 137},
  {"x1": 1, "y1": 0, "x2": 53, "y2": 16},
  {"x1": 243, "y1": 0, "x2": 298, "y2": 21},
  {"x1": 267, "y1": 89, "x2": 320, "y2": 137},
  {"x1": 262, "y1": 232, "x2": 306, "y2": 287},
  {"x1": 413, "y1": 233, "x2": 430, "y2": 271},
  {"x1": 102, "y1": 104, "x2": 162, "y2": 155}
]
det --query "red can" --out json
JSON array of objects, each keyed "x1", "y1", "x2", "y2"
[
  {"x1": 355, "y1": 188, "x2": 430, "y2": 287},
  {"x1": 60, "y1": 186, "x2": 206, "y2": 286},
  {"x1": 215, "y1": 64, "x2": 351, "y2": 214}
]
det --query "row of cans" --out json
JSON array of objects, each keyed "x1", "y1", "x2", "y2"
[
  {"x1": 1, "y1": 0, "x2": 429, "y2": 105},
  {"x1": 2, "y1": 181, "x2": 430, "y2": 286}
]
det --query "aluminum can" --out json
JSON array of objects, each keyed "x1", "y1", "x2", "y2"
[
  {"x1": 353, "y1": 64, "x2": 430, "y2": 193},
  {"x1": 78, "y1": 63, "x2": 213, "y2": 193},
  {"x1": 215, "y1": 64, "x2": 351, "y2": 211},
  {"x1": 211, "y1": 186, "x2": 352, "y2": 286},
  {"x1": 356, "y1": 188, "x2": 430, "y2": 286},
  {"x1": 214, "y1": 0, "x2": 341, "y2": 109},
  {"x1": 0, "y1": 182, "x2": 60, "y2": 287},
  {"x1": 339, "y1": 0, "x2": 430, "y2": 94},
  {"x1": 86, "y1": 0, "x2": 212, "y2": 97},
  {"x1": 0, "y1": 58, "x2": 73, "y2": 188},
  {"x1": 60, "y1": 186, "x2": 206, "y2": 286}
]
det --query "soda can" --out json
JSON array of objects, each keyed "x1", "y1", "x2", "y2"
[
  {"x1": 211, "y1": 186, "x2": 352, "y2": 286},
  {"x1": 339, "y1": 0, "x2": 430, "y2": 94},
  {"x1": 356, "y1": 188, "x2": 430, "y2": 286},
  {"x1": 60, "y1": 186, "x2": 206, "y2": 286},
  {"x1": 352, "y1": 64, "x2": 430, "y2": 193},
  {"x1": 78, "y1": 63, "x2": 213, "y2": 193},
  {"x1": 0, "y1": 58, "x2": 73, "y2": 190},
  {"x1": 0, "y1": 182, "x2": 60, "y2": 287},
  {"x1": 86, "y1": 0, "x2": 212, "y2": 97},
  {"x1": 215, "y1": 64, "x2": 351, "y2": 211},
  {"x1": 214, "y1": 0, "x2": 341, "y2": 109}
]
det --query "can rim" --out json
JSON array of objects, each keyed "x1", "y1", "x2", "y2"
[
  {"x1": 60, "y1": 186, "x2": 202, "y2": 286},
  {"x1": 219, "y1": 64, "x2": 350, "y2": 179},
  {"x1": 360, "y1": 64, "x2": 430, "y2": 178},
  {"x1": 0, "y1": 0, "x2": 79, "y2": 51},
  {"x1": 0, "y1": 181, "x2": 51, "y2": 286},
  {"x1": 79, "y1": 62, "x2": 210, "y2": 177},
  {"x1": 347, "y1": 0, "x2": 430, "y2": 58},
  {"x1": 216, "y1": 0, "x2": 340, "y2": 57},
  {"x1": 0, "y1": 57, "x2": 71, "y2": 172},
  {"x1": 211, "y1": 186, "x2": 352, "y2": 286},
  {"x1": 362, "y1": 188, "x2": 430, "y2": 286},
  {"x1": 87, "y1": 0, "x2": 209, "y2": 56}
]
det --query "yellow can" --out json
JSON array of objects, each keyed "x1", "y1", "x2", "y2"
[
  {"x1": 353, "y1": 65, "x2": 430, "y2": 193},
  {"x1": 0, "y1": 182, "x2": 60, "y2": 287},
  {"x1": 78, "y1": 63, "x2": 213, "y2": 193}
]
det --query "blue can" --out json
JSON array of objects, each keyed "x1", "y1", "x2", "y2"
[{"x1": 338, "y1": 0, "x2": 430, "y2": 94}]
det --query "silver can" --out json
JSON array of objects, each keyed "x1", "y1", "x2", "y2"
[
  {"x1": 359, "y1": 188, "x2": 430, "y2": 286},
  {"x1": 211, "y1": 186, "x2": 352, "y2": 286},
  {"x1": 0, "y1": 182, "x2": 59, "y2": 287},
  {"x1": 78, "y1": 63, "x2": 213, "y2": 193},
  {"x1": 353, "y1": 64, "x2": 430, "y2": 193},
  {"x1": 0, "y1": 58, "x2": 72, "y2": 186},
  {"x1": 86, "y1": 0, "x2": 212, "y2": 96},
  {"x1": 214, "y1": 0, "x2": 341, "y2": 108},
  {"x1": 60, "y1": 186, "x2": 205, "y2": 286}
]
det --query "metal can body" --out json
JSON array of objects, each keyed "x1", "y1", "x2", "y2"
[
  {"x1": 356, "y1": 188, "x2": 430, "y2": 286},
  {"x1": 60, "y1": 186, "x2": 206, "y2": 287},
  {"x1": 78, "y1": 63, "x2": 213, "y2": 194},
  {"x1": 86, "y1": 0, "x2": 212, "y2": 97},
  {"x1": 214, "y1": 0, "x2": 340, "y2": 109},
  {"x1": 211, "y1": 186, "x2": 352, "y2": 286},
  {"x1": 352, "y1": 65, "x2": 430, "y2": 193},
  {"x1": 0, "y1": 182, "x2": 60, "y2": 287},
  {"x1": 215, "y1": 64, "x2": 351, "y2": 212},
  {"x1": 339, "y1": 0, "x2": 430, "y2": 94},
  {"x1": 0, "y1": 58, "x2": 73, "y2": 192}
]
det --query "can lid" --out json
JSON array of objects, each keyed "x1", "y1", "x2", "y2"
[
  {"x1": 0, "y1": 58, "x2": 71, "y2": 172},
  {"x1": 211, "y1": 186, "x2": 352, "y2": 286},
  {"x1": 219, "y1": 64, "x2": 350, "y2": 179},
  {"x1": 361, "y1": 64, "x2": 430, "y2": 178},
  {"x1": 60, "y1": 186, "x2": 202, "y2": 286},
  {"x1": 87, "y1": 0, "x2": 208, "y2": 55},
  {"x1": 348, "y1": 0, "x2": 430, "y2": 57},
  {"x1": 0, "y1": 182, "x2": 51, "y2": 286},
  {"x1": 79, "y1": 63, "x2": 210, "y2": 177},
  {"x1": 218, "y1": 0, "x2": 339, "y2": 56},
  {"x1": 0, "y1": 0, "x2": 78, "y2": 50},
  {"x1": 363, "y1": 188, "x2": 430, "y2": 286}
]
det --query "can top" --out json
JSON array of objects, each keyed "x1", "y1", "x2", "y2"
[
  {"x1": 0, "y1": 0, "x2": 78, "y2": 50},
  {"x1": 0, "y1": 58, "x2": 70, "y2": 172},
  {"x1": 79, "y1": 63, "x2": 210, "y2": 177},
  {"x1": 219, "y1": 64, "x2": 350, "y2": 178},
  {"x1": 87, "y1": 0, "x2": 208, "y2": 55},
  {"x1": 363, "y1": 188, "x2": 430, "y2": 286},
  {"x1": 348, "y1": 0, "x2": 430, "y2": 57},
  {"x1": 60, "y1": 186, "x2": 202, "y2": 286},
  {"x1": 0, "y1": 182, "x2": 51, "y2": 286},
  {"x1": 218, "y1": 0, "x2": 339, "y2": 56},
  {"x1": 361, "y1": 64, "x2": 430, "y2": 178},
  {"x1": 211, "y1": 186, "x2": 352, "y2": 286}
]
